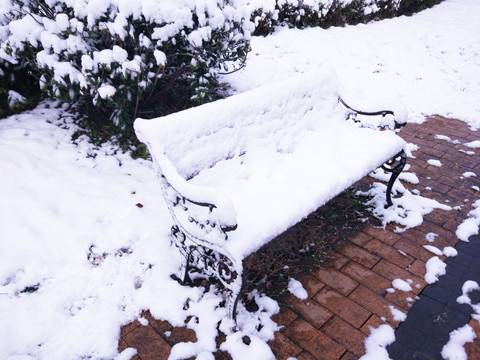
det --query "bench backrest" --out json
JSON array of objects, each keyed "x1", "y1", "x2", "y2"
[{"x1": 134, "y1": 66, "x2": 344, "y2": 180}]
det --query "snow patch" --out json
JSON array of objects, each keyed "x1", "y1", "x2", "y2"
[
  {"x1": 456, "y1": 200, "x2": 480, "y2": 241},
  {"x1": 427, "y1": 159, "x2": 442, "y2": 167},
  {"x1": 389, "y1": 305, "x2": 407, "y2": 322},
  {"x1": 287, "y1": 278, "x2": 308, "y2": 300},
  {"x1": 435, "y1": 135, "x2": 460, "y2": 144},
  {"x1": 98, "y1": 84, "x2": 117, "y2": 99},
  {"x1": 7, "y1": 90, "x2": 26, "y2": 109},
  {"x1": 359, "y1": 170, "x2": 451, "y2": 233},
  {"x1": 423, "y1": 244, "x2": 443, "y2": 256},
  {"x1": 464, "y1": 140, "x2": 480, "y2": 149},
  {"x1": 456, "y1": 280, "x2": 480, "y2": 305},
  {"x1": 443, "y1": 247, "x2": 458, "y2": 258},
  {"x1": 441, "y1": 324, "x2": 476, "y2": 360},
  {"x1": 426, "y1": 232, "x2": 438, "y2": 242},
  {"x1": 462, "y1": 172, "x2": 477, "y2": 178},
  {"x1": 359, "y1": 324, "x2": 395, "y2": 360},
  {"x1": 392, "y1": 279, "x2": 412, "y2": 292},
  {"x1": 425, "y1": 256, "x2": 447, "y2": 284},
  {"x1": 220, "y1": 333, "x2": 275, "y2": 360}
]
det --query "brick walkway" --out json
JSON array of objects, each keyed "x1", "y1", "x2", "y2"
[{"x1": 118, "y1": 116, "x2": 480, "y2": 359}]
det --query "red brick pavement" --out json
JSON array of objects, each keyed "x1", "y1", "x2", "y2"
[{"x1": 118, "y1": 116, "x2": 480, "y2": 359}]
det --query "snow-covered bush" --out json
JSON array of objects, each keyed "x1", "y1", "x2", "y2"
[
  {"x1": 248, "y1": 0, "x2": 442, "y2": 35},
  {"x1": 0, "y1": 0, "x2": 252, "y2": 128}
]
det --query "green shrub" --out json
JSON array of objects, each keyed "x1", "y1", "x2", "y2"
[
  {"x1": 249, "y1": 0, "x2": 443, "y2": 36},
  {"x1": 0, "y1": 0, "x2": 252, "y2": 128}
]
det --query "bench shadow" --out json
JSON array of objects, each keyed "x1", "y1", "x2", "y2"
[{"x1": 241, "y1": 181, "x2": 380, "y2": 308}]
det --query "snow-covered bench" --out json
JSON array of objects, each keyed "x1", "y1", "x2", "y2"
[{"x1": 134, "y1": 67, "x2": 407, "y2": 326}]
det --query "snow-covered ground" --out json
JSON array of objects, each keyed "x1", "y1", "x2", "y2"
[
  {"x1": 1, "y1": 0, "x2": 480, "y2": 359},
  {"x1": 225, "y1": 0, "x2": 480, "y2": 130}
]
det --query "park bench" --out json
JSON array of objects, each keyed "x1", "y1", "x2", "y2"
[{"x1": 134, "y1": 65, "x2": 408, "y2": 326}]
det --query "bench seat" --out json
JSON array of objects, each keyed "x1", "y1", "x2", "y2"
[{"x1": 188, "y1": 121, "x2": 404, "y2": 261}]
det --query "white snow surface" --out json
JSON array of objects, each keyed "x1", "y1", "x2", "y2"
[
  {"x1": 392, "y1": 278, "x2": 412, "y2": 292},
  {"x1": 7, "y1": 90, "x2": 26, "y2": 108},
  {"x1": 425, "y1": 256, "x2": 447, "y2": 284},
  {"x1": 424, "y1": 244, "x2": 444, "y2": 256},
  {"x1": 464, "y1": 140, "x2": 480, "y2": 149},
  {"x1": 443, "y1": 246, "x2": 458, "y2": 258},
  {"x1": 462, "y1": 172, "x2": 477, "y2": 178},
  {"x1": 426, "y1": 232, "x2": 439, "y2": 242},
  {"x1": 357, "y1": 167, "x2": 451, "y2": 233},
  {"x1": 456, "y1": 280, "x2": 480, "y2": 306},
  {"x1": 287, "y1": 278, "x2": 308, "y2": 300},
  {"x1": 388, "y1": 305, "x2": 407, "y2": 322},
  {"x1": 2, "y1": 1, "x2": 480, "y2": 359},
  {"x1": 456, "y1": 200, "x2": 480, "y2": 242},
  {"x1": 435, "y1": 134, "x2": 461, "y2": 144},
  {"x1": 427, "y1": 159, "x2": 443, "y2": 167},
  {"x1": 225, "y1": 0, "x2": 480, "y2": 130},
  {"x1": 0, "y1": 106, "x2": 278, "y2": 359},
  {"x1": 441, "y1": 324, "x2": 476, "y2": 360},
  {"x1": 359, "y1": 324, "x2": 395, "y2": 360}
]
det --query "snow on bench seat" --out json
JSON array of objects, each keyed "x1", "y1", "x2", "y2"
[
  {"x1": 134, "y1": 66, "x2": 407, "y2": 324},
  {"x1": 188, "y1": 121, "x2": 404, "y2": 261}
]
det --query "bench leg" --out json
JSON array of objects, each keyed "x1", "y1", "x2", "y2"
[
  {"x1": 382, "y1": 150, "x2": 407, "y2": 207},
  {"x1": 170, "y1": 225, "x2": 243, "y2": 328}
]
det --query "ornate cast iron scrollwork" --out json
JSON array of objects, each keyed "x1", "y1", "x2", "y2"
[
  {"x1": 338, "y1": 97, "x2": 407, "y2": 207},
  {"x1": 170, "y1": 225, "x2": 243, "y2": 322},
  {"x1": 160, "y1": 173, "x2": 243, "y2": 323},
  {"x1": 381, "y1": 150, "x2": 407, "y2": 207},
  {"x1": 338, "y1": 97, "x2": 406, "y2": 130}
]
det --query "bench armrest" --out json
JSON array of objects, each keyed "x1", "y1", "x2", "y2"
[
  {"x1": 155, "y1": 153, "x2": 238, "y2": 243},
  {"x1": 338, "y1": 95, "x2": 407, "y2": 130}
]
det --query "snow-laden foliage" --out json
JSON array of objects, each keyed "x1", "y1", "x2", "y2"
[
  {"x1": 0, "y1": 0, "x2": 252, "y2": 127},
  {"x1": 246, "y1": 0, "x2": 441, "y2": 35}
]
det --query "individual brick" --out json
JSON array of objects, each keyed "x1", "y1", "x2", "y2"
[
  {"x1": 364, "y1": 239, "x2": 415, "y2": 268},
  {"x1": 268, "y1": 331, "x2": 302, "y2": 359},
  {"x1": 373, "y1": 259, "x2": 426, "y2": 294},
  {"x1": 340, "y1": 260, "x2": 391, "y2": 294},
  {"x1": 285, "y1": 296, "x2": 333, "y2": 329},
  {"x1": 349, "y1": 232, "x2": 374, "y2": 247},
  {"x1": 118, "y1": 338, "x2": 131, "y2": 353},
  {"x1": 385, "y1": 288, "x2": 417, "y2": 312},
  {"x1": 168, "y1": 326, "x2": 197, "y2": 345},
  {"x1": 363, "y1": 227, "x2": 401, "y2": 245},
  {"x1": 334, "y1": 241, "x2": 380, "y2": 269},
  {"x1": 312, "y1": 267, "x2": 359, "y2": 296},
  {"x1": 322, "y1": 316, "x2": 367, "y2": 357},
  {"x1": 313, "y1": 287, "x2": 370, "y2": 328},
  {"x1": 348, "y1": 285, "x2": 403, "y2": 326},
  {"x1": 296, "y1": 273, "x2": 326, "y2": 297},
  {"x1": 443, "y1": 218, "x2": 461, "y2": 232},
  {"x1": 423, "y1": 209, "x2": 451, "y2": 225},
  {"x1": 123, "y1": 324, "x2": 172, "y2": 360},
  {"x1": 360, "y1": 314, "x2": 386, "y2": 335},
  {"x1": 408, "y1": 259, "x2": 427, "y2": 279},
  {"x1": 323, "y1": 250, "x2": 350, "y2": 270},
  {"x1": 284, "y1": 319, "x2": 346, "y2": 360},
  {"x1": 272, "y1": 306, "x2": 299, "y2": 329},
  {"x1": 394, "y1": 237, "x2": 434, "y2": 263},
  {"x1": 121, "y1": 320, "x2": 142, "y2": 338}
]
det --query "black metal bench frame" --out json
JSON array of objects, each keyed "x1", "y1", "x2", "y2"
[{"x1": 156, "y1": 98, "x2": 407, "y2": 327}]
